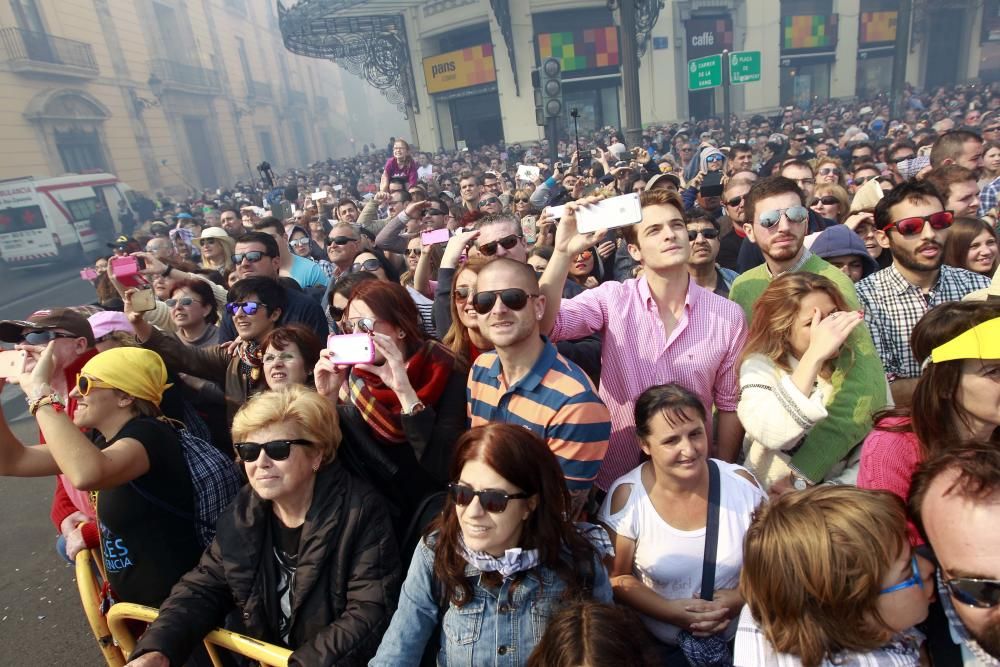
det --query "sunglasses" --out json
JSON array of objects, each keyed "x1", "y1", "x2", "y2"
[
  {"x1": 343, "y1": 317, "x2": 376, "y2": 334},
  {"x1": 891, "y1": 154, "x2": 916, "y2": 164},
  {"x1": 328, "y1": 304, "x2": 345, "y2": 322},
  {"x1": 818, "y1": 167, "x2": 841, "y2": 176},
  {"x1": 471, "y1": 288, "x2": 538, "y2": 315},
  {"x1": 705, "y1": 154, "x2": 725, "y2": 163},
  {"x1": 234, "y1": 439, "x2": 312, "y2": 463},
  {"x1": 232, "y1": 251, "x2": 270, "y2": 264},
  {"x1": 810, "y1": 196, "x2": 840, "y2": 207},
  {"x1": 983, "y1": 125, "x2": 1000, "y2": 134},
  {"x1": 165, "y1": 297, "x2": 198, "y2": 308},
  {"x1": 352, "y1": 258, "x2": 381, "y2": 273},
  {"x1": 262, "y1": 351, "x2": 298, "y2": 363},
  {"x1": 453, "y1": 286, "x2": 473, "y2": 302},
  {"x1": 573, "y1": 250, "x2": 593, "y2": 261},
  {"x1": 758, "y1": 206, "x2": 809, "y2": 228},
  {"x1": 289, "y1": 238, "x2": 311, "y2": 248},
  {"x1": 514, "y1": 198, "x2": 529, "y2": 204},
  {"x1": 478, "y1": 197, "x2": 501, "y2": 208},
  {"x1": 405, "y1": 248, "x2": 422, "y2": 258},
  {"x1": 199, "y1": 239, "x2": 218, "y2": 246},
  {"x1": 329, "y1": 235, "x2": 358, "y2": 246},
  {"x1": 725, "y1": 195, "x2": 744, "y2": 207},
  {"x1": 422, "y1": 209, "x2": 445, "y2": 217},
  {"x1": 880, "y1": 556, "x2": 924, "y2": 595},
  {"x1": 688, "y1": 228, "x2": 720, "y2": 241},
  {"x1": 76, "y1": 373, "x2": 115, "y2": 396},
  {"x1": 884, "y1": 211, "x2": 953, "y2": 236},
  {"x1": 23, "y1": 330, "x2": 76, "y2": 345},
  {"x1": 477, "y1": 234, "x2": 522, "y2": 256},
  {"x1": 226, "y1": 301, "x2": 264, "y2": 316},
  {"x1": 448, "y1": 482, "x2": 529, "y2": 513},
  {"x1": 945, "y1": 576, "x2": 1000, "y2": 609}
]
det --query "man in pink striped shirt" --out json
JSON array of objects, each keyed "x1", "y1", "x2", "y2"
[{"x1": 538, "y1": 189, "x2": 747, "y2": 490}]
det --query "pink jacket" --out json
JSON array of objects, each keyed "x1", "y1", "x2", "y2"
[{"x1": 857, "y1": 416, "x2": 924, "y2": 545}]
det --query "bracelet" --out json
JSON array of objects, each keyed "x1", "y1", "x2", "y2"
[
  {"x1": 28, "y1": 393, "x2": 64, "y2": 416},
  {"x1": 161, "y1": 264, "x2": 173, "y2": 278}
]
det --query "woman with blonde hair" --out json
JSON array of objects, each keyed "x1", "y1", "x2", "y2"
[
  {"x1": 127, "y1": 386, "x2": 401, "y2": 667},
  {"x1": 736, "y1": 486, "x2": 933, "y2": 667},
  {"x1": 813, "y1": 157, "x2": 846, "y2": 187},
  {"x1": 737, "y1": 272, "x2": 886, "y2": 492},
  {"x1": 809, "y1": 183, "x2": 850, "y2": 224},
  {"x1": 196, "y1": 227, "x2": 235, "y2": 274}
]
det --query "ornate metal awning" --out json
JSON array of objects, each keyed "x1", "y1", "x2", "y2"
[{"x1": 278, "y1": 1, "x2": 419, "y2": 116}]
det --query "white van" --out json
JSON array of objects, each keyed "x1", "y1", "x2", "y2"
[{"x1": 0, "y1": 173, "x2": 137, "y2": 266}]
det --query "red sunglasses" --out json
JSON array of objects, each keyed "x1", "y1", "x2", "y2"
[{"x1": 884, "y1": 211, "x2": 953, "y2": 237}]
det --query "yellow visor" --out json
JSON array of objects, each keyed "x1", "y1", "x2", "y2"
[{"x1": 930, "y1": 317, "x2": 1000, "y2": 364}]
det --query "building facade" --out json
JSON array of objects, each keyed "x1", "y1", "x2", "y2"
[
  {"x1": 287, "y1": 0, "x2": 993, "y2": 151},
  {"x1": 0, "y1": 0, "x2": 400, "y2": 195}
]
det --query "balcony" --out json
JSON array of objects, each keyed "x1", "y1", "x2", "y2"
[
  {"x1": 288, "y1": 89, "x2": 307, "y2": 106},
  {"x1": 0, "y1": 27, "x2": 98, "y2": 79},
  {"x1": 248, "y1": 80, "x2": 273, "y2": 101},
  {"x1": 149, "y1": 58, "x2": 220, "y2": 95}
]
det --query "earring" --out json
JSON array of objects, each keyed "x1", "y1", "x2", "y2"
[
  {"x1": 397, "y1": 330, "x2": 406, "y2": 339},
  {"x1": 312, "y1": 463, "x2": 320, "y2": 472}
]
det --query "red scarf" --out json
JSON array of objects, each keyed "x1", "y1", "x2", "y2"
[{"x1": 346, "y1": 340, "x2": 455, "y2": 443}]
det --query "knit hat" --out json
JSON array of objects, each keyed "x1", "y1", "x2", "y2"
[
  {"x1": 81, "y1": 347, "x2": 171, "y2": 406},
  {"x1": 809, "y1": 224, "x2": 879, "y2": 279}
]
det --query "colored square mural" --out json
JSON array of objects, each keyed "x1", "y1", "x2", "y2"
[
  {"x1": 537, "y1": 26, "x2": 619, "y2": 73},
  {"x1": 860, "y1": 11, "x2": 897, "y2": 44},
  {"x1": 423, "y1": 44, "x2": 496, "y2": 94},
  {"x1": 782, "y1": 14, "x2": 838, "y2": 51}
]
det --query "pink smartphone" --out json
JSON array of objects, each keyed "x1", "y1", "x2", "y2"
[
  {"x1": 109, "y1": 256, "x2": 147, "y2": 288},
  {"x1": 326, "y1": 333, "x2": 375, "y2": 365},
  {"x1": 0, "y1": 349, "x2": 27, "y2": 379},
  {"x1": 80, "y1": 268, "x2": 98, "y2": 281},
  {"x1": 420, "y1": 228, "x2": 451, "y2": 246}
]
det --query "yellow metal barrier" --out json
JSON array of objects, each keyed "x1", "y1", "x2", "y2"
[
  {"x1": 74, "y1": 549, "x2": 125, "y2": 667},
  {"x1": 106, "y1": 602, "x2": 292, "y2": 667}
]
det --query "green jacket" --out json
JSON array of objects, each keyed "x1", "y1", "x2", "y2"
[{"x1": 729, "y1": 254, "x2": 888, "y2": 482}]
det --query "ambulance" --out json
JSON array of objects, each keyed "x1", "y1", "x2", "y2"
[{"x1": 0, "y1": 173, "x2": 137, "y2": 266}]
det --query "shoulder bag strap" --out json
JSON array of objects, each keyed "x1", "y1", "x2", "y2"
[{"x1": 700, "y1": 459, "x2": 721, "y2": 602}]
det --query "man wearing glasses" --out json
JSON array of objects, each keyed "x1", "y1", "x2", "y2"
[
  {"x1": 856, "y1": 181, "x2": 989, "y2": 406},
  {"x1": 910, "y1": 445, "x2": 1000, "y2": 664},
  {"x1": 729, "y1": 176, "x2": 887, "y2": 490},
  {"x1": 785, "y1": 129, "x2": 814, "y2": 160}
]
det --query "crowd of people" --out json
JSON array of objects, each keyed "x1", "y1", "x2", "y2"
[{"x1": 0, "y1": 80, "x2": 998, "y2": 666}]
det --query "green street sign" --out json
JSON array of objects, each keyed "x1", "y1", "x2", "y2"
[
  {"x1": 687, "y1": 55, "x2": 722, "y2": 91},
  {"x1": 729, "y1": 50, "x2": 762, "y2": 85}
]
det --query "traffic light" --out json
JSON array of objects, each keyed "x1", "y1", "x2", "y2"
[
  {"x1": 532, "y1": 68, "x2": 544, "y2": 126},
  {"x1": 540, "y1": 57, "x2": 563, "y2": 119}
]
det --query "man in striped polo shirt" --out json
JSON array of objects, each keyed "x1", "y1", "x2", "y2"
[{"x1": 467, "y1": 258, "x2": 611, "y2": 515}]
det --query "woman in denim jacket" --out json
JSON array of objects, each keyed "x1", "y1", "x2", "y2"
[{"x1": 370, "y1": 424, "x2": 613, "y2": 666}]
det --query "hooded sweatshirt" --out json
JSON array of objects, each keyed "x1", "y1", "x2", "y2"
[{"x1": 809, "y1": 224, "x2": 880, "y2": 279}]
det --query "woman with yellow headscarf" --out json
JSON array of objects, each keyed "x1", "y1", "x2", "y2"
[{"x1": 0, "y1": 344, "x2": 206, "y2": 608}]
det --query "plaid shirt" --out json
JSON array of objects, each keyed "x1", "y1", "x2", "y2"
[
  {"x1": 937, "y1": 573, "x2": 1000, "y2": 666},
  {"x1": 735, "y1": 606, "x2": 923, "y2": 666},
  {"x1": 856, "y1": 265, "x2": 991, "y2": 378},
  {"x1": 979, "y1": 175, "x2": 1000, "y2": 217}
]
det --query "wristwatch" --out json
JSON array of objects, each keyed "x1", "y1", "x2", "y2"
[{"x1": 790, "y1": 471, "x2": 812, "y2": 491}]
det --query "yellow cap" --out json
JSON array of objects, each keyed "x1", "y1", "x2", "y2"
[
  {"x1": 930, "y1": 317, "x2": 1000, "y2": 364},
  {"x1": 81, "y1": 348, "x2": 172, "y2": 406}
]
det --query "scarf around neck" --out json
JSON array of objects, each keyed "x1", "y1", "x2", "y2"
[{"x1": 457, "y1": 522, "x2": 614, "y2": 580}]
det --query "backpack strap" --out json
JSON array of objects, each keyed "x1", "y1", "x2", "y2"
[
  {"x1": 699, "y1": 459, "x2": 722, "y2": 602},
  {"x1": 127, "y1": 480, "x2": 212, "y2": 528}
]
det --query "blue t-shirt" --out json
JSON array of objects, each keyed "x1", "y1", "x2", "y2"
[{"x1": 289, "y1": 254, "x2": 330, "y2": 289}]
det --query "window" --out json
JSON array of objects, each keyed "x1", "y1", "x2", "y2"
[
  {"x1": 0, "y1": 205, "x2": 46, "y2": 233},
  {"x1": 64, "y1": 198, "x2": 98, "y2": 223},
  {"x1": 55, "y1": 128, "x2": 107, "y2": 173}
]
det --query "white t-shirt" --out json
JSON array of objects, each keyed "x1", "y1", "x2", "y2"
[
  {"x1": 417, "y1": 164, "x2": 433, "y2": 181},
  {"x1": 598, "y1": 460, "x2": 766, "y2": 644}
]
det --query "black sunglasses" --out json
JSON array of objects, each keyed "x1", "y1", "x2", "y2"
[
  {"x1": 329, "y1": 304, "x2": 345, "y2": 321},
  {"x1": 472, "y1": 288, "x2": 538, "y2": 315},
  {"x1": 477, "y1": 233, "x2": 522, "y2": 256},
  {"x1": 448, "y1": 482, "x2": 529, "y2": 513},
  {"x1": 422, "y1": 209, "x2": 445, "y2": 217},
  {"x1": 810, "y1": 196, "x2": 840, "y2": 207},
  {"x1": 231, "y1": 251, "x2": 270, "y2": 264},
  {"x1": 234, "y1": 439, "x2": 312, "y2": 463},
  {"x1": 453, "y1": 286, "x2": 473, "y2": 301},
  {"x1": 478, "y1": 197, "x2": 501, "y2": 208},
  {"x1": 725, "y1": 195, "x2": 743, "y2": 207},
  {"x1": 329, "y1": 235, "x2": 358, "y2": 246},
  {"x1": 688, "y1": 228, "x2": 720, "y2": 241},
  {"x1": 23, "y1": 330, "x2": 76, "y2": 345},
  {"x1": 404, "y1": 248, "x2": 421, "y2": 257},
  {"x1": 945, "y1": 577, "x2": 1000, "y2": 609},
  {"x1": 352, "y1": 258, "x2": 381, "y2": 273}
]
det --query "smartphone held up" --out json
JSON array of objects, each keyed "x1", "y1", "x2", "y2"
[{"x1": 326, "y1": 333, "x2": 375, "y2": 365}]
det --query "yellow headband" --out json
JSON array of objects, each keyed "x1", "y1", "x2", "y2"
[
  {"x1": 81, "y1": 347, "x2": 172, "y2": 406},
  {"x1": 930, "y1": 317, "x2": 1000, "y2": 364}
]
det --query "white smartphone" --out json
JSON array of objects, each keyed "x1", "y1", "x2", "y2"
[
  {"x1": 516, "y1": 165, "x2": 540, "y2": 182},
  {"x1": 576, "y1": 193, "x2": 642, "y2": 234},
  {"x1": 310, "y1": 191, "x2": 326, "y2": 201},
  {"x1": 546, "y1": 204, "x2": 566, "y2": 221},
  {"x1": 327, "y1": 333, "x2": 375, "y2": 365},
  {"x1": 0, "y1": 349, "x2": 26, "y2": 379}
]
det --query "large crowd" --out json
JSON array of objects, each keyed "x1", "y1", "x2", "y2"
[{"x1": 0, "y1": 80, "x2": 998, "y2": 667}]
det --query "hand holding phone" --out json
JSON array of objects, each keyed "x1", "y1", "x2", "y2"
[
  {"x1": 420, "y1": 228, "x2": 451, "y2": 246},
  {"x1": 110, "y1": 256, "x2": 148, "y2": 288},
  {"x1": 129, "y1": 286, "x2": 156, "y2": 313},
  {"x1": 80, "y1": 268, "x2": 98, "y2": 281}
]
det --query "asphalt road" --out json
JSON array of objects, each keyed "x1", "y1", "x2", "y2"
[{"x1": 0, "y1": 264, "x2": 107, "y2": 665}]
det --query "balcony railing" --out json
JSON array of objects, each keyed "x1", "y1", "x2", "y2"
[
  {"x1": 248, "y1": 80, "x2": 272, "y2": 101},
  {"x1": 149, "y1": 58, "x2": 220, "y2": 94},
  {"x1": 0, "y1": 27, "x2": 98, "y2": 78},
  {"x1": 288, "y1": 89, "x2": 307, "y2": 106}
]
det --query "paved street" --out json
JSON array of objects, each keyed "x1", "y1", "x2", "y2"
[{"x1": 0, "y1": 264, "x2": 107, "y2": 666}]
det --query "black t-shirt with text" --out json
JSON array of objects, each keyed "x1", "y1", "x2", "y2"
[{"x1": 96, "y1": 417, "x2": 202, "y2": 607}]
